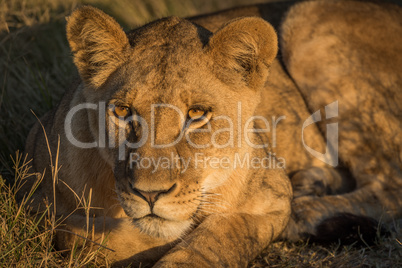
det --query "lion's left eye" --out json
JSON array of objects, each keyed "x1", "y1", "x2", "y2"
[{"x1": 113, "y1": 106, "x2": 131, "y2": 119}]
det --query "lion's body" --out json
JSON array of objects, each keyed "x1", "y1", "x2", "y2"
[{"x1": 22, "y1": 0, "x2": 402, "y2": 266}]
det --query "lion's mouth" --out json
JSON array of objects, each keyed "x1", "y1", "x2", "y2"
[
  {"x1": 135, "y1": 213, "x2": 165, "y2": 221},
  {"x1": 116, "y1": 184, "x2": 201, "y2": 238},
  {"x1": 146, "y1": 213, "x2": 162, "y2": 218},
  {"x1": 131, "y1": 213, "x2": 194, "y2": 239}
]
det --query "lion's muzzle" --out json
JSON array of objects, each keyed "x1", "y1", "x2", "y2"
[{"x1": 131, "y1": 183, "x2": 177, "y2": 210}]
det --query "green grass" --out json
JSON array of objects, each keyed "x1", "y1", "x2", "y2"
[{"x1": 0, "y1": 0, "x2": 401, "y2": 267}]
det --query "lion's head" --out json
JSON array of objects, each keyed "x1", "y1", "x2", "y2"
[{"x1": 66, "y1": 6, "x2": 277, "y2": 238}]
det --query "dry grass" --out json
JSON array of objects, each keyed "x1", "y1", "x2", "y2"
[
  {"x1": 0, "y1": 152, "x2": 108, "y2": 267},
  {"x1": 0, "y1": 0, "x2": 401, "y2": 267}
]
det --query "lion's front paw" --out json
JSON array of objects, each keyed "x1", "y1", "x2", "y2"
[
  {"x1": 281, "y1": 193, "x2": 374, "y2": 245},
  {"x1": 282, "y1": 196, "x2": 384, "y2": 245},
  {"x1": 280, "y1": 195, "x2": 328, "y2": 241}
]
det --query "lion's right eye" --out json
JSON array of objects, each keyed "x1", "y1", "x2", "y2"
[
  {"x1": 112, "y1": 105, "x2": 131, "y2": 119},
  {"x1": 188, "y1": 109, "x2": 206, "y2": 120},
  {"x1": 187, "y1": 107, "x2": 212, "y2": 130}
]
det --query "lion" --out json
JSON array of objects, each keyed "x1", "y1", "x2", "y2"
[{"x1": 21, "y1": 0, "x2": 402, "y2": 266}]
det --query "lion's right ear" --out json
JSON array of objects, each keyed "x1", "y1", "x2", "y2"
[{"x1": 66, "y1": 6, "x2": 130, "y2": 88}]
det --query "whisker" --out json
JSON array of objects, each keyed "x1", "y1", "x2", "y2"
[
  {"x1": 199, "y1": 196, "x2": 231, "y2": 208},
  {"x1": 195, "y1": 200, "x2": 228, "y2": 210},
  {"x1": 190, "y1": 201, "x2": 224, "y2": 215}
]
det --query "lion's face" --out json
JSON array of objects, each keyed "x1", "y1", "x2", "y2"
[
  {"x1": 97, "y1": 20, "x2": 259, "y2": 238},
  {"x1": 67, "y1": 8, "x2": 277, "y2": 238}
]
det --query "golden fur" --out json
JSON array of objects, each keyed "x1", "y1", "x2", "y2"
[{"x1": 22, "y1": 0, "x2": 402, "y2": 266}]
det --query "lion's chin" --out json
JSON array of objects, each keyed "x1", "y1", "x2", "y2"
[{"x1": 133, "y1": 215, "x2": 193, "y2": 239}]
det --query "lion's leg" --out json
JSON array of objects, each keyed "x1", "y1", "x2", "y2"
[
  {"x1": 282, "y1": 184, "x2": 402, "y2": 242},
  {"x1": 56, "y1": 215, "x2": 176, "y2": 266},
  {"x1": 154, "y1": 213, "x2": 286, "y2": 267}
]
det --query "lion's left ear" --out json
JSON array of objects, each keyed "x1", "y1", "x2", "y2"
[
  {"x1": 66, "y1": 6, "x2": 130, "y2": 89},
  {"x1": 206, "y1": 17, "x2": 278, "y2": 90}
]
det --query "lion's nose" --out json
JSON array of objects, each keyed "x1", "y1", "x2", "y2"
[{"x1": 132, "y1": 183, "x2": 177, "y2": 208}]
